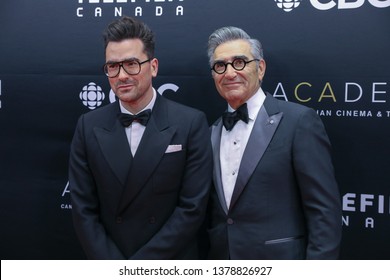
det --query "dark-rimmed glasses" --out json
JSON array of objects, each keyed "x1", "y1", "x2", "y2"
[
  {"x1": 103, "y1": 58, "x2": 151, "y2": 78},
  {"x1": 211, "y1": 58, "x2": 259, "y2": 74}
]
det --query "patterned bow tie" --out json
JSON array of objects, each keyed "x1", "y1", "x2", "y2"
[
  {"x1": 118, "y1": 109, "x2": 152, "y2": 127},
  {"x1": 222, "y1": 103, "x2": 249, "y2": 131}
]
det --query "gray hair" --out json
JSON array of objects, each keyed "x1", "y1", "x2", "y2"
[{"x1": 207, "y1": 26, "x2": 263, "y2": 67}]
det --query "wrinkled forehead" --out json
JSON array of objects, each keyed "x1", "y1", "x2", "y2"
[{"x1": 213, "y1": 39, "x2": 252, "y2": 62}]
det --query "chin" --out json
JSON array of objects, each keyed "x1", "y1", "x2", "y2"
[
  {"x1": 118, "y1": 90, "x2": 135, "y2": 99},
  {"x1": 225, "y1": 90, "x2": 243, "y2": 100}
]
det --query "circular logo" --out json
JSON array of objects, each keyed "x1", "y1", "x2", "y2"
[
  {"x1": 274, "y1": 0, "x2": 301, "y2": 12},
  {"x1": 79, "y1": 82, "x2": 105, "y2": 110}
]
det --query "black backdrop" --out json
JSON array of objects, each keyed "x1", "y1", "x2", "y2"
[{"x1": 0, "y1": 0, "x2": 389, "y2": 259}]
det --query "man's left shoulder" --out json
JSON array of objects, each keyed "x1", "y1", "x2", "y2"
[
  {"x1": 163, "y1": 96, "x2": 204, "y2": 116},
  {"x1": 267, "y1": 94, "x2": 314, "y2": 115}
]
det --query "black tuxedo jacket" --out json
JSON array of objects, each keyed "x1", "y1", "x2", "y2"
[
  {"x1": 69, "y1": 94, "x2": 213, "y2": 259},
  {"x1": 208, "y1": 93, "x2": 342, "y2": 259}
]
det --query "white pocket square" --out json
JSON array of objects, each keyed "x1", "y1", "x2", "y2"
[{"x1": 165, "y1": 144, "x2": 182, "y2": 153}]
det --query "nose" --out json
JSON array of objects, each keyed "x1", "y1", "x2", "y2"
[
  {"x1": 224, "y1": 63, "x2": 237, "y2": 78},
  {"x1": 117, "y1": 65, "x2": 129, "y2": 79}
]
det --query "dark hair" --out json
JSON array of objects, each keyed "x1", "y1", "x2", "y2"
[{"x1": 102, "y1": 16, "x2": 155, "y2": 59}]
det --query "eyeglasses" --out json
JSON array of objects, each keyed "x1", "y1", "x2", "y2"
[
  {"x1": 211, "y1": 58, "x2": 260, "y2": 74},
  {"x1": 103, "y1": 58, "x2": 151, "y2": 78}
]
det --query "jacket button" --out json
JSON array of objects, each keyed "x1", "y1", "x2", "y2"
[
  {"x1": 149, "y1": 217, "x2": 156, "y2": 224},
  {"x1": 227, "y1": 218, "x2": 234, "y2": 225},
  {"x1": 116, "y1": 217, "x2": 123, "y2": 224}
]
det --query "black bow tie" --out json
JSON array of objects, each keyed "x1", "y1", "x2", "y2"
[
  {"x1": 222, "y1": 103, "x2": 249, "y2": 131},
  {"x1": 118, "y1": 109, "x2": 152, "y2": 127}
]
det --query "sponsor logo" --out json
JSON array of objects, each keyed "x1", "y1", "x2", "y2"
[
  {"x1": 343, "y1": 192, "x2": 390, "y2": 228},
  {"x1": 310, "y1": 0, "x2": 390, "y2": 10},
  {"x1": 61, "y1": 181, "x2": 72, "y2": 210},
  {"x1": 79, "y1": 82, "x2": 106, "y2": 110},
  {"x1": 271, "y1": 80, "x2": 389, "y2": 118},
  {"x1": 80, "y1": 82, "x2": 179, "y2": 110},
  {"x1": 274, "y1": 0, "x2": 301, "y2": 12},
  {"x1": 76, "y1": 0, "x2": 185, "y2": 18},
  {"x1": 274, "y1": 0, "x2": 390, "y2": 12}
]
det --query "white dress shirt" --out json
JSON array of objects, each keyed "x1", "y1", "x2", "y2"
[
  {"x1": 119, "y1": 88, "x2": 157, "y2": 156},
  {"x1": 220, "y1": 87, "x2": 266, "y2": 208}
]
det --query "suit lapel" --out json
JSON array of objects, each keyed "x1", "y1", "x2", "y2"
[
  {"x1": 211, "y1": 120, "x2": 229, "y2": 214},
  {"x1": 117, "y1": 95, "x2": 176, "y2": 214},
  {"x1": 94, "y1": 103, "x2": 132, "y2": 186},
  {"x1": 229, "y1": 94, "x2": 283, "y2": 209}
]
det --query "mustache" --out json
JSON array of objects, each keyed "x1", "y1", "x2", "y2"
[{"x1": 115, "y1": 80, "x2": 136, "y2": 87}]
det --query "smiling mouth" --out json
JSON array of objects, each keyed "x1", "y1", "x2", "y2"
[
  {"x1": 117, "y1": 83, "x2": 134, "y2": 90},
  {"x1": 224, "y1": 82, "x2": 241, "y2": 87}
]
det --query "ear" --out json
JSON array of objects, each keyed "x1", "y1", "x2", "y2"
[
  {"x1": 258, "y1": 59, "x2": 266, "y2": 81},
  {"x1": 150, "y1": 58, "x2": 159, "y2": 77}
]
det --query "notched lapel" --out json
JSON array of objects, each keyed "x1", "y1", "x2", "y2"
[
  {"x1": 94, "y1": 121, "x2": 132, "y2": 186},
  {"x1": 211, "y1": 120, "x2": 229, "y2": 214},
  {"x1": 117, "y1": 96, "x2": 176, "y2": 214},
  {"x1": 229, "y1": 105, "x2": 283, "y2": 209}
]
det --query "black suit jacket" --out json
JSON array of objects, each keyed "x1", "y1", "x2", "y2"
[
  {"x1": 69, "y1": 94, "x2": 213, "y2": 259},
  {"x1": 208, "y1": 93, "x2": 342, "y2": 259}
]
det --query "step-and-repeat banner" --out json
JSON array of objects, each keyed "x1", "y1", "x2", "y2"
[{"x1": 0, "y1": 0, "x2": 389, "y2": 259}]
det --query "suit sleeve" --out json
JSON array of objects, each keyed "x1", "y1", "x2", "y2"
[
  {"x1": 130, "y1": 112, "x2": 213, "y2": 259},
  {"x1": 292, "y1": 109, "x2": 342, "y2": 259},
  {"x1": 69, "y1": 115, "x2": 125, "y2": 259}
]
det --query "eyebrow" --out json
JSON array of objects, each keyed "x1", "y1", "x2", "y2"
[
  {"x1": 213, "y1": 55, "x2": 249, "y2": 63},
  {"x1": 105, "y1": 57, "x2": 139, "y2": 64}
]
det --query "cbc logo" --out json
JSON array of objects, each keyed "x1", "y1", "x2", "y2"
[
  {"x1": 79, "y1": 82, "x2": 179, "y2": 110},
  {"x1": 275, "y1": 0, "x2": 390, "y2": 12},
  {"x1": 274, "y1": 0, "x2": 301, "y2": 12},
  {"x1": 79, "y1": 82, "x2": 105, "y2": 110}
]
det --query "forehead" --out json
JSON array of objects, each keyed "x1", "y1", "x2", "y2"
[
  {"x1": 105, "y1": 38, "x2": 145, "y2": 62},
  {"x1": 213, "y1": 39, "x2": 252, "y2": 61}
]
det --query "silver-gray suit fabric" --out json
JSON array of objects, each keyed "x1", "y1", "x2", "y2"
[{"x1": 208, "y1": 93, "x2": 342, "y2": 259}]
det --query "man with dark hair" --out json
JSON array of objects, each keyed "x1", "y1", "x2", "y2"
[{"x1": 69, "y1": 16, "x2": 213, "y2": 259}]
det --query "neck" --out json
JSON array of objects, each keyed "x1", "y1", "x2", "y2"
[{"x1": 120, "y1": 88, "x2": 154, "y2": 114}]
